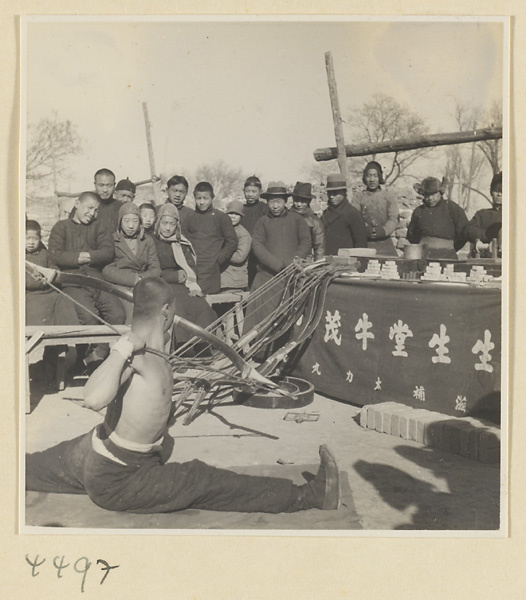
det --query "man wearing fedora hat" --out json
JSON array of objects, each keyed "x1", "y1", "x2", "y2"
[
  {"x1": 290, "y1": 182, "x2": 325, "y2": 260},
  {"x1": 407, "y1": 176, "x2": 469, "y2": 259},
  {"x1": 321, "y1": 173, "x2": 367, "y2": 255},
  {"x1": 244, "y1": 181, "x2": 311, "y2": 333}
]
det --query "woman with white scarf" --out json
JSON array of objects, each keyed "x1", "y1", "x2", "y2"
[{"x1": 153, "y1": 203, "x2": 217, "y2": 348}]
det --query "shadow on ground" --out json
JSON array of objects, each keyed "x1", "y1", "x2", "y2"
[{"x1": 354, "y1": 444, "x2": 500, "y2": 530}]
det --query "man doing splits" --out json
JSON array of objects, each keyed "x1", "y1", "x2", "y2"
[{"x1": 26, "y1": 277, "x2": 341, "y2": 514}]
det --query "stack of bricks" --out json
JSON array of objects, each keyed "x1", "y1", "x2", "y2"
[{"x1": 359, "y1": 402, "x2": 500, "y2": 463}]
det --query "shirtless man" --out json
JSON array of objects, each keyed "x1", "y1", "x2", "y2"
[{"x1": 26, "y1": 277, "x2": 341, "y2": 514}]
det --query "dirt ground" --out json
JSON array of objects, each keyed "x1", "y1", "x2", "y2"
[{"x1": 25, "y1": 372, "x2": 502, "y2": 532}]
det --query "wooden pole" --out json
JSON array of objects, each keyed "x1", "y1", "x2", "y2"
[
  {"x1": 325, "y1": 52, "x2": 348, "y2": 180},
  {"x1": 142, "y1": 102, "x2": 162, "y2": 205},
  {"x1": 313, "y1": 127, "x2": 503, "y2": 162}
]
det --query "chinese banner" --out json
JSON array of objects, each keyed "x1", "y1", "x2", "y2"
[{"x1": 292, "y1": 279, "x2": 502, "y2": 418}]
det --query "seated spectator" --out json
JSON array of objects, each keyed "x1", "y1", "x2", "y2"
[
  {"x1": 407, "y1": 177, "x2": 469, "y2": 260},
  {"x1": 185, "y1": 181, "x2": 238, "y2": 295},
  {"x1": 102, "y1": 203, "x2": 161, "y2": 323},
  {"x1": 351, "y1": 161, "x2": 399, "y2": 256},
  {"x1": 221, "y1": 200, "x2": 252, "y2": 292},
  {"x1": 26, "y1": 220, "x2": 79, "y2": 386},
  {"x1": 321, "y1": 173, "x2": 367, "y2": 255},
  {"x1": 463, "y1": 172, "x2": 503, "y2": 258},
  {"x1": 25, "y1": 219, "x2": 79, "y2": 326},
  {"x1": 48, "y1": 191, "x2": 125, "y2": 367},
  {"x1": 165, "y1": 175, "x2": 193, "y2": 234},
  {"x1": 140, "y1": 202, "x2": 157, "y2": 237},
  {"x1": 290, "y1": 182, "x2": 325, "y2": 260},
  {"x1": 153, "y1": 203, "x2": 217, "y2": 348}
]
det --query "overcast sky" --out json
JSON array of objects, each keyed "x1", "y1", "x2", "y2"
[{"x1": 24, "y1": 17, "x2": 504, "y2": 192}]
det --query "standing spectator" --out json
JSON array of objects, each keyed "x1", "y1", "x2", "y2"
[
  {"x1": 351, "y1": 161, "x2": 399, "y2": 256},
  {"x1": 290, "y1": 182, "x2": 325, "y2": 260},
  {"x1": 321, "y1": 173, "x2": 367, "y2": 255},
  {"x1": 244, "y1": 181, "x2": 311, "y2": 333},
  {"x1": 114, "y1": 178, "x2": 136, "y2": 203},
  {"x1": 185, "y1": 181, "x2": 238, "y2": 295},
  {"x1": 407, "y1": 176, "x2": 469, "y2": 259},
  {"x1": 102, "y1": 203, "x2": 161, "y2": 323},
  {"x1": 93, "y1": 168, "x2": 121, "y2": 234},
  {"x1": 240, "y1": 175, "x2": 269, "y2": 286},
  {"x1": 463, "y1": 172, "x2": 503, "y2": 258},
  {"x1": 165, "y1": 175, "x2": 193, "y2": 234},
  {"x1": 221, "y1": 200, "x2": 252, "y2": 292},
  {"x1": 48, "y1": 191, "x2": 125, "y2": 367}
]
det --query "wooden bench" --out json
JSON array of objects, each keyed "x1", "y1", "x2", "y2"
[
  {"x1": 25, "y1": 324, "x2": 130, "y2": 413},
  {"x1": 205, "y1": 292, "x2": 250, "y2": 345}
]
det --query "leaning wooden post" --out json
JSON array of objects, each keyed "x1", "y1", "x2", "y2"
[
  {"x1": 142, "y1": 102, "x2": 162, "y2": 206},
  {"x1": 325, "y1": 51, "x2": 348, "y2": 182}
]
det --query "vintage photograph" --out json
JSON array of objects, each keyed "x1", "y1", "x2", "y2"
[{"x1": 21, "y1": 15, "x2": 507, "y2": 533}]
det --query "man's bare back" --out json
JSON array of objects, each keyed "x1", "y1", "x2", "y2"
[{"x1": 105, "y1": 352, "x2": 174, "y2": 445}]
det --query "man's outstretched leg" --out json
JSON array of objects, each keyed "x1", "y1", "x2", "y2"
[{"x1": 290, "y1": 445, "x2": 341, "y2": 511}]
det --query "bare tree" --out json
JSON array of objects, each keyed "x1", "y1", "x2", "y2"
[
  {"x1": 26, "y1": 115, "x2": 82, "y2": 191},
  {"x1": 477, "y1": 100, "x2": 502, "y2": 175},
  {"x1": 194, "y1": 160, "x2": 245, "y2": 208},
  {"x1": 347, "y1": 93, "x2": 431, "y2": 185},
  {"x1": 444, "y1": 101, "x2": 496, "y2": 211}
]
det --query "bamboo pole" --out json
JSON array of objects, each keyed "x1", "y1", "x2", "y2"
[
  {"x1": 142, "y1": 102, "x2": 162, "y2": 205},
  {"x1": 313, "y1": 127, "x2": 503, "y2": 162},
  {"x1": 325, "y1": 51, "x2": 348, "y2": 180}
]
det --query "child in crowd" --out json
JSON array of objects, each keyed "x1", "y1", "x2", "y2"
[
  {"x1": 140, "y1": 203, "x2": 157, "y2": 236},
  {"x1": 102, "y1": 203, "x2": 161, "y2": 323},
  {"x1": 25, "y1": 220, "x2": 79, "y2": 386},
  {"x1": 221, "y1": 200, "x2": 252, "y2": 292},
  {"x1": 185, "y1": 182, "x2": 238, "y2": 295},
  {"x1": 165, "y1": 175, "x2": 193, "y2": 234},
  {"x1": 25, "y1": 220, "x2": 79, "y2": 326}
]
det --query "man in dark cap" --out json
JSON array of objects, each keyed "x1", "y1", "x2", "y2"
[
  {"x1": 114, "y1": 178, "x2": 137, "y2": 203},
  {"x1": 240, "y1": 175, "x2": 269, "y2": 285},
  {"x1": 407, "y1": 176, "x2": 469, "y2": 259},
  {"x1": 351, "y1": 161, "x2": 399, "y2": 256},
  {"x1": 290, "y1": 182, "x2": 325, "y2": 260},
  {"x1": 321, "y1": 173, "x2": 367, "y2": 255},
  {"x1": 463, "y1": 172, "x2": 503, "y2": 258}
]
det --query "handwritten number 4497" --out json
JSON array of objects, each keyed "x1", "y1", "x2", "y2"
[{"x1": 25, "y1": 554, "x2": 119, "y2": 593}]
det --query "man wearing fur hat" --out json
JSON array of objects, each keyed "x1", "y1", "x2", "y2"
[
  {"x1": 463, "y1": 172, "x2": 503, "y2": 258},
  {"x1": 321, "y1": 173, "x2": 367, "y2": 255},
  {"x1": 221, "y1": 200, "x2": 252, "y2": 291},
  {"x1": 351, "y1": 161, "x2": 399, "y2": 256},
  {"x1": 102, "y1": 202, "x2": 161, "y2": 323},
  {"x1": 407, "y1": 176, "x2": 469, "y2": 259},
  {"x1": 290, "y1": 182, "x2": 325, "y2": 260}
]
